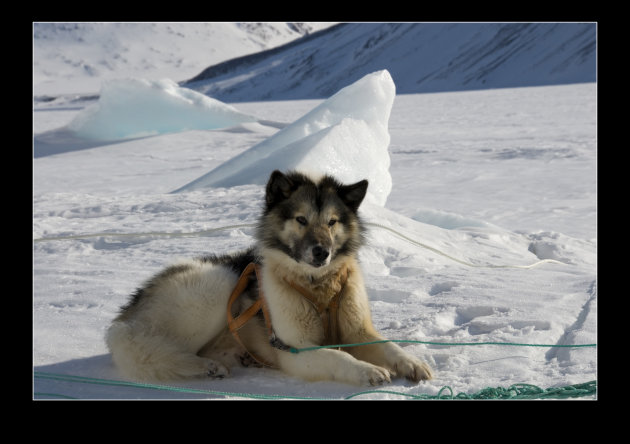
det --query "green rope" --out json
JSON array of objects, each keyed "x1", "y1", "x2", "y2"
[
  {"x1": 346, "y1": 380, "x2": 597, "y2": 400},
  {"x1": 33, "y1": 371, "x2": 596, "y2": 400},
  {"x1": 364, "y1": 222, "x2": 566, "y2": 269},
  {"x1": 33, "y1": 371, "x2": 334, "y2": 400},
  {"x1": 33, "y1": 221, "x2": 563, "y2": 269},
  {"x1": 34, "y1": 342, "x2": 596, "y2": 399},
  {"x1": 288, "y1": 339, "x2": 597, "y2": 354},
  {"x1": 33, "y1": 224, "x2": 258, "y2": 243},
  {"x1": 34, "y1": 223, "x2": 593, "y2": 399},
  {"x1": 33, "y1": 392, "x2": 77, "y2": 399}
]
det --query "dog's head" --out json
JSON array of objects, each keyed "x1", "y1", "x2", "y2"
[{"x1": 257, "y1": 170, "x2": 368, "y2": 269}]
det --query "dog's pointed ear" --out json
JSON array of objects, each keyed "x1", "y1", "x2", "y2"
[
  {"x1": 338, "y1": 179, "x2": 368, "y2": 212},
  {"x1": 265, "y1": 170, "x2": 295, "y2": 208}
]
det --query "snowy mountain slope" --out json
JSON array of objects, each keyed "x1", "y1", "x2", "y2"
[
  {"x1": 185, "y1": 22, "x2": 596, "y2": 101},
  {"x1": 33, "y1": 22, "x2": 336, "y2": 96}
]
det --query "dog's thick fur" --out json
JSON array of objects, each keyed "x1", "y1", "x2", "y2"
[{"x1": 106, "y1": 170, "x2": 433, "y2": 386}]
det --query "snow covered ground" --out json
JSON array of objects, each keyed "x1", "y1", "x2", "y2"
[{"x1": 33, "y1": 67, "x2": 596, "y2": 399}]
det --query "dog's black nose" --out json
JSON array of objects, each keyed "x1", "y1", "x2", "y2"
[{"x1": 312, "y1": 245, "x2": 330, "y2": 262}]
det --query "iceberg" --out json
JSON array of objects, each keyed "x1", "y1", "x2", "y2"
[
  {"x1": 173, "y1": 70, "x2": 395, "y2": 207},
  {"x1": 67, "y1": 78, "x2": 256, "y2": 141}
]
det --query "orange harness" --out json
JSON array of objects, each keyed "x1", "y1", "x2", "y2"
[{"x1": 226, "y1": 262, "x2": 349, "y2": 367}]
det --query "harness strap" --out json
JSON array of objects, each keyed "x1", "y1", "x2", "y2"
[
  {"x1": 226, "y1": 263, "x2": 275, "y2": 367},
  {"x1": 226, "y1": 263, "x2": 349, "y2": 367}
]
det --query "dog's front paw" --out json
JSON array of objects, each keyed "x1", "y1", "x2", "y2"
[
  {"x1": 394, "y1": 357, "x2": 433, "y2": 382},
  {"x1": 206, "y1": 360, "x2": 230, "y2": 379},
  {"x1": 239, "y1": 351, "x2": 264, "y2": 368},
  {"x1": 359, "y1": 364, "x2": 391, "y2": 386}
]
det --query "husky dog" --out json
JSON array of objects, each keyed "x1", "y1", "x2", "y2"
[{"x1": 106, "y1": 170, "x2": 433, "y2": 386}]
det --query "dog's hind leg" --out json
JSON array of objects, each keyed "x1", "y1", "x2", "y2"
[
  {"x1": 106, "y1": 321, "x2": 231, "y2": 381},
  {"x1": 106, "y1": 260, "x2": 242, "y2": 381}
]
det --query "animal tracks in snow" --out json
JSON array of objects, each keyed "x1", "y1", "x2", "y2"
[
  {"x1": 455, "y1": 306, "x2": 507, "y2": 325},
  {"x1": 429, "y1": 303, "x2": 551, "y2": 337},
  {"x1": 429, "y1": 281, "x2": 459, "y2": 296}
]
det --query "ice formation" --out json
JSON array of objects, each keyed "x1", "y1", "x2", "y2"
[
  {"x1": 174, "y1": 70, "x2": 395, "y2": 207},
  {"x1": 67, "y1": 78, "x2": 256, "y2": 141}
]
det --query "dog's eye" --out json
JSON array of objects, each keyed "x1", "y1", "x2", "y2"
[
  {"x1": 328, "y1": 219, "x2": 337, "y2": 227},
  {"x1": 296, "y1": 216, "x2": 308, "y2": 226}
]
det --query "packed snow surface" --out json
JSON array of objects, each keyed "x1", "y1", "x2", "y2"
[
  {"x1": 174, "y1": 70, "x2": 394, "y2": 206},
  {"x1": 33, "y1": 74, "x2": 596, "y2": 399}
]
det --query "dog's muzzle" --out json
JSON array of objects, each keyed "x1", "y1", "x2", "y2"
[{"x1": 310, "y1": 245, "x2": 330, "y2": 267}]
